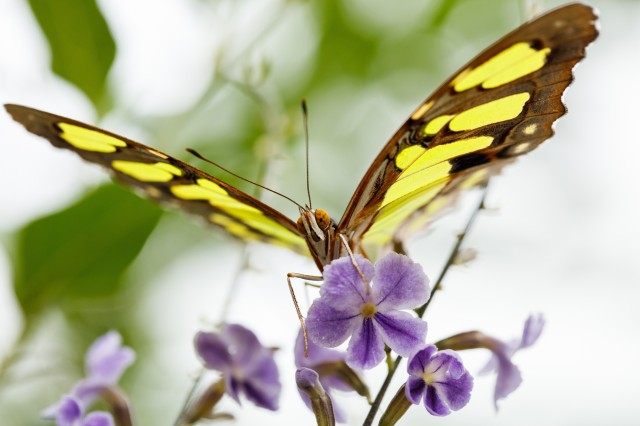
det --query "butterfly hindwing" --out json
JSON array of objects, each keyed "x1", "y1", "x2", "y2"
[
  {"x1": 5, "y1": 105, "x2": 309, "y2": 255},
  {"x1": 337, "y1": 3, "x2": 598, "y2": 257}
]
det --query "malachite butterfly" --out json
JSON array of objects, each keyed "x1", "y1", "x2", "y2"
[{"x1": 5, "y1": 3, "x2": 598, "y2": 271}]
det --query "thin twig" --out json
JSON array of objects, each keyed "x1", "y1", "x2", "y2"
[{"x1": 416, "y1": 187, "x2": 489, "y2": 318}]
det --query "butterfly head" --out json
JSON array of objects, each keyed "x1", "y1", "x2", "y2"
[{"x1": 297, "y1": 207, "x2": 333, "y2": 242}]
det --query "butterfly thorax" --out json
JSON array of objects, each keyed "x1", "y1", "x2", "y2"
[{"x1": 296, "y1": 207, "x2": 342, "y2": 270}]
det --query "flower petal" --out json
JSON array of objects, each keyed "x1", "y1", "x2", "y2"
[
  {"x1": 245, "y1": 352, "x2": 281, "y2": 394},
  {"x1": 194, "y1": 331, "x2": 232, "y2": 372},
  {"x1": 405, "y1": 376, "x2": 427, "y2": 405},
  {"x1": 82, "y1": 411, "x2": 115, "y2": 426},
  {"x1": 424, "y1": 385, "x2": 451, "y2": 416},
  {"x1": 428, "y1": 350, "x2": 465, "y2": 379},
  {"x1": 242, "y1": 354, "x2": 281, "y2": 411},
  {"x1": 520, "y1": 314, "x2": 544, "y2": 349},
  {"x1": 373, "y1": 310, "x2": 427, "y2": 357},
  {"x1": 85, "y1": 331, "x2": 135, "y2": 384},
  {"x1": 433, "y1": 371, "x2": 473, "y2": 412},
  {"x1": 222, "y1": 324, "x2": 266, "y2": 369},
  {"x1": 46, "y1": 395, "x2": 82, "y2": 426},
  {"x1": 494, "y1": 353, "x2": 522, "y2": 408},
  {"x1": 225, "y1": 375, "x2": 241, "y2": 404},
  {"x1": 307, "y1": 299, "x2": 361, "y2": 347},
  {"x1": 294, "y1": 329, "x2": 345, "y2": 368},
  {"x1": 407, "y1": 345, "x2": 437, "y2": 377},
  {"x1": 320, "y1": 255, "x2": 374, "y2": 310},
  {"x1": 430, "y1": 354, "x2": 473, "y2": 411},
  {"x1": 372, "y1": 252, "x2": 430, "y2": 310},
  {"x1": 72, "y1": 379, "x2": 105, "y2": 406},
  {"x1": 346, "y1": 318, "x2": 385, "y2": 369}
]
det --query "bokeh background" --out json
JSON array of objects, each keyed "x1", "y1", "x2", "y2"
[{"x1": 1, "y1": 0, "x2": 638, "y2": 424}]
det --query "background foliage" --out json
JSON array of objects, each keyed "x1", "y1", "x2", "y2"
[{"x1": 1, "y1": 0, "x2": 638, "y2": 425}]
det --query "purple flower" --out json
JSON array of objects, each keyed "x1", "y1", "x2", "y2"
[
  {"x1": 195, "y1": 324, "x2": 281, "y2": 411},
  {"x1": 294, "y1": 330, "x2": 354, "y2": 422},
  {"x1": 306, "y1": 252, "x2": 430, "y2": 369},
  {"x1": 480, "y1": 314, "x2": 545, "y2": 408},
  {"x1": 74, "y1": 331, "x2": 136, "y2": 404},
  {"x1": 405, "y1": 345, "x2": 473, "y2": 416},
  {"x1": 43, "y1": 331, "x2": 134, "y2": 425},
  {"x1": 43, "y1": 395, "x2": 114, "y2": 426}
]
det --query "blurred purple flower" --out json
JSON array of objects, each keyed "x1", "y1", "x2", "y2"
[
  {"x1": 43, "y1": 395, "x2": 114, "y2": 426},
  {"x1": 294, "y1": 330, "x2": 353, "y2": 422},
  {"x1": 73, "y1": 331, "x2": 136, "y2": 404},
  {"x1": 306, "y1": 252, "x2": 430, "y2": 369},
  {"x1": 480, "y1": 314, "x2": 545, "y2": 408},
  {"x1": 195, "y1": 324, "x2": 281, "y2": 411},
  {"x1": 43, "y1": 331, "x2": 134, "y2": 425},
  {"x1": 405, "y1": 345, "x2": 473, "y2": 416}
]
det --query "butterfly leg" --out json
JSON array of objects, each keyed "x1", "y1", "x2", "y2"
[
  {"x1": 288, "y1": 234, "x2": 378, "y2": 357},
  {"x1": 287, "y1": 271, "x2": 323, "y2": 357}
]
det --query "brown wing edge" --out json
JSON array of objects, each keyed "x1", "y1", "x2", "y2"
[{"x1": 336, "y1": 3, "x2": 598, "y2": 251}]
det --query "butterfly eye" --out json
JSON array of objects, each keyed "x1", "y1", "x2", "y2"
[{"x1": 315, "y1": 209, "x2": 331, "y2": 230}]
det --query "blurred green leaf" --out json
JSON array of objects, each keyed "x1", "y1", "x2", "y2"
[
  {"x1": 28, "y1": 0, "x2": 116, "y2": 113},
  {"x1": 427, "y1": 0, "x2": 462, "y2": 28},
  {"x1": 13, "y1": 184, "x2": 162, "y2": 316}
]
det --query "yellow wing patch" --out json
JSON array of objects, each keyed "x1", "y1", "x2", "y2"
[
  {"x1": 384, "y1": 136, "x2": 493, "y2": 208},
  {"x1": 59, "y1": 123, "x2": 127, "y2": 153},
  {"x1": 112, "y1": 161, "x2": 183, "y2": 182},
  {"x1": 449, "y1": 92, "x2": 530, "y2": 131},
  {"x1": 452, "y1": 42, "x2": 550, "y2": 92},
  {"x1": 421, "y1": 114, "x2": 455, "y2": 137},
  {"x1": 210, "y1": 213, "x2": 259, "y2": 241},
  {"x1": 421, "y1": 92, "x2": 530, "y2": 136},
  {"x1": 364, "y1": 182, "x2": 448, "y2": 245},
  {"x1": 171, "y1": 179, "x2": 304, "y2": 247}
]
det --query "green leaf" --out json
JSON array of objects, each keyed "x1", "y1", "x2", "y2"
[
  {"x1": 28, "y1": 0, "x2": 116, "y2": 112},
  {"x1": 12, "y1": 184, "x2": 162, "y2": 316},
  {"x1": 426, "y1": 0, "x2": 461, "y2": 28}
]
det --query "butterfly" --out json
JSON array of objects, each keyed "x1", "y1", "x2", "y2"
[{"x1": 5, "y1": 3, "x2": 598, "y2": 272}]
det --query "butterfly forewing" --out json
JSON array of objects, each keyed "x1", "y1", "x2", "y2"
[
  {"x1": 337, "y1": 3, "x2": 598, "y2": 258},
  {"x1": 5, "y1": 105, "x2": 309, "y2": 255}
]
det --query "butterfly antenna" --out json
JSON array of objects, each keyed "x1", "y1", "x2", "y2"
[
  {"x1": 301, "y1": 99, "x2": 313, "y2": 208},
  {"x1": 186, "y1": 148, "x2": 304, "y2": 210}
]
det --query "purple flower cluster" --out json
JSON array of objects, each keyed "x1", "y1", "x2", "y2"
[
  {"x1": 39, "y1": 252, "x2": 545, "y2": 425},
  {"x1": 305, "y1": 252, "x2": 478, "y2": 418}
]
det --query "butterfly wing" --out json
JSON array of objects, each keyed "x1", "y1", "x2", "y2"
[
  {"x1": 5, "y1": 105, "x2": 309, "y2": 255},
  {"x1": 337, "y1": 3, "x2": 598, "y2": 258}
]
